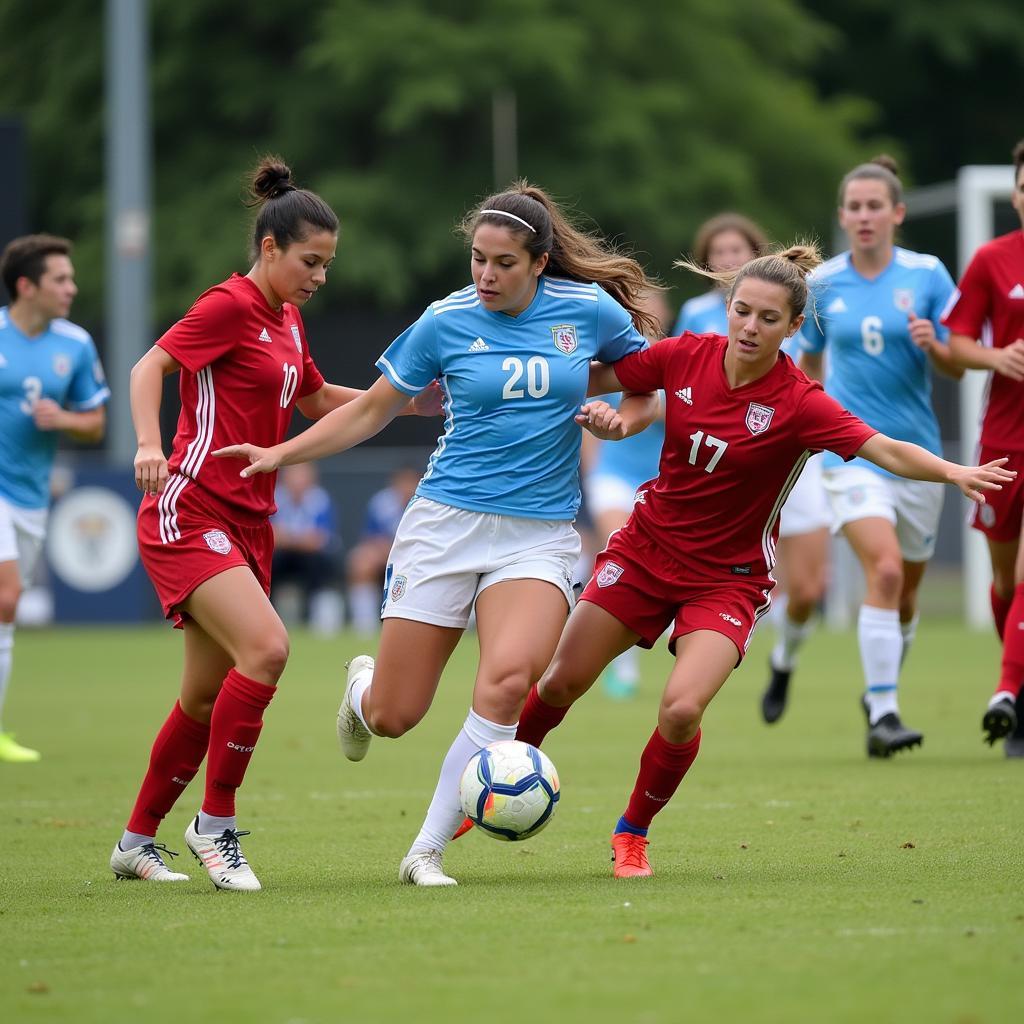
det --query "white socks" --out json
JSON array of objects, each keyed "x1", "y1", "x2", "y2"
[
  {"x1": 348, "y1": 584, "x2": 381, "y2": 633},
  {"x1": 858, "y1": 605, "x2": 901, "y2": 724},
  {"x1": 120, "y1": 830, "x2": 155, "y2": 851},
  {"x1": 408, "y1": 709, "x2": 517, "y2": 857},
  {"x1": 350, "y1": 670, "x2": 377, "y2": 734},
  {"x1": 0, "y1": 622, "x2": 13, "y2": 730},
  {"x1": 770, "y1": 615, "x2": 814, "y2": 672},
  {"x1": 198, "y1": 812, "x2": 237, "y2": 836},
  {"x1": 900, "y1": 614, "x2": 919, "y2": 668}
]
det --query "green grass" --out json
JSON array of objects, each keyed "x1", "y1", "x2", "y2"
[{"x1": 1, "y1": 621, "x2": 1022, "y2": 1024}]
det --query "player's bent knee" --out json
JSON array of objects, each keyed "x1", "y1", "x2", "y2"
[
  {"x1": 242, "y1": 632, "x2": 290, "y2": 682},
  {"x1": 367, "y1": 708, "x2": 421, "y2": 739},
  {"x1": 537, "y1": 663, "x2": 590, "y2": 707},
  {"x1": 660, "y1": 698, "x2": 704, "y2": 735},
  {"x1": 868, "y1": 559, "x2": 903, "y2": 600}
]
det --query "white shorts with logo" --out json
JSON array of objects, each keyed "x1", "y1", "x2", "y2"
[
  {"x1": 823, "y1": 465, "x2": 944, "y2": 562},
  {"x1": 584, "y1": 473, "x2": 640, "y2": 517},
  {"x1": 381, "y1": 496, "x2": 582, "y2": 629},
  {"x1": 0, "y1": 494, "x2": 48, "y2": 586},
  {"x1": 778, "y1": 452, "x2": 831, "y2": 539}
]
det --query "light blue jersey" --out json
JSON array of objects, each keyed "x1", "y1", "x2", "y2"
[
  {"x1": 377, "y1": 278, "x2": 647, "y2": 519},
  {"x1": 798, "y1": 248, "x2": 955, "y2": 476},
  {"x1": 591, "y1": 392, "x2": 665, "y2": 492},
  {"x1": 0, "y1": 307, "x2": 110, "y2": 508}
]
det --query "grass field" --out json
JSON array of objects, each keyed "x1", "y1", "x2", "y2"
[{"x1": 1, "y1": 621, "x2": 1022, "y2": 1024}]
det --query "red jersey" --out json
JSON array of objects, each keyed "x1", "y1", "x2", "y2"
[
  {"x1": 941, "y1": 230, "x2": 1024, "y2": 451},
  {"x1": 614, "y1": 333, "x2": 876, "y2": 579},
  {"x1": 156, "y1": 273, "x2": 325, "y2": 522}
]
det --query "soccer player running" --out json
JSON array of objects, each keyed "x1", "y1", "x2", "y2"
[
  {"x1": 795, "y1": 156, "x2": 963, "y2": 756},
  {"x1": 215, "y1": 182, "x2": 661, "y2": 886},
  {"x1": 944, "y1": 139, "x2": 1024, "y2": 756},
  {"x1": 0, "y1": 235, "x2": 109, "y2": 762},
  {"x1": 111, "y1": 157, "x2": 437, "y2": 890},
  {"x1": 510, "y1": 244, "x2": 1012, "y2": 878}
]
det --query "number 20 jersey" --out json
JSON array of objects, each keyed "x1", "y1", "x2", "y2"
[
  {"x1": 613, "y1": 333, "x2": 876, "y2": 579},
  {"x1": 376, "y1": 277, "x2": 648, "y2": 520},
  {"x1": 155, "y1": 273, "x2": 324, "y2": 522}
]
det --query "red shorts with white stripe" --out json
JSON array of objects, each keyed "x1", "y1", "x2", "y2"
[
  {"x1": 581, "y1": 523, "x2": 775, "y2": 664},
  {"x1": 969, "y1": 446, "x2": 1024, "y2": 543},
  {"x1": 137, "y1": 475, "x2": 274, "y2": 626}
]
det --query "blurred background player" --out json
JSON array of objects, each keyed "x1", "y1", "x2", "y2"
[
  {"x1": 345, "y1": 465, "x2": 420, "y2": 633},
  {"x1": 944, "y1": 138, "x2": 1024, "y2": 756},
  {"x1": 271, "y1": 462, "x2": 342, "y2": 633},
  {"x1": 797, "y1": 156, "x2": 962, "y2": 757},
  {"x1": 0, "y1": 234, "x2": 109, "y2": 763},
  {"x1": 581, "y1": 288, "x2": 670, "y2": 698}
]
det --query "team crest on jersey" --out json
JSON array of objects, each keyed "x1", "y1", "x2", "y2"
[
  {"x1": 745, "y1": 402, "x2": 774, "y2": 435},
  {"x1": 596, "y1": 561, "x2": 624, "y2": 588},
  {"x1": 390, "y1": 574, "x2": 408, "y2": 602},
  {"x1": 893, "y1": 288, "x2": 915, "y2": 312},
  {"x1": 203, "y1": 530, "x2": 232, "y2": 555},
  {"x1": 290, "y1": 324, "x2": 302, "y2": 353},
  {"x1": 53, "y1": 354, "x2": 71, "y2": 377},
  {"x1": 551, "y1": 324, "x2": 578, "y2": 355}
]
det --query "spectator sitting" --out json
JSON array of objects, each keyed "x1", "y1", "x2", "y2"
[
  {"x1": 346, "y1": 466, "x2": 420, "y2": 632},
  {"x1": 271, "y1": 463, "x2": 341, "y2": 632}
]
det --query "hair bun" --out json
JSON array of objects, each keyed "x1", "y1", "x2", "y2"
[
  {"x1": 868, "y1": 153, "x2": 900, "y2": 178},
  {"x1": 249, "y1": 157, "x2": 296, "y2": 202}
]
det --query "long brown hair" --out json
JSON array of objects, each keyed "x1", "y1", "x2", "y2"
[{"x1": 461, "y1": 182, "x2": 662, "y2": 337}]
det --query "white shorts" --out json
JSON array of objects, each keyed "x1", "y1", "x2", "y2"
[
  {"x1": 823, "y1": 465, "x2": 944, "y2": 562},
  {"x1": 381, "y1": 497, "x2": 582, "y2": 629},
  {"x1": 585, "y1": 473, "x2": 641, "y2": 517},
  {"x1": 778, "y1": 452, "x2": 831, "y2": 539},
  {"x1": 0, "y1": 494, "x2": 48, "y2": 586}
]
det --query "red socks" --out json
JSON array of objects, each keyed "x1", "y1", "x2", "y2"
[
  {"x1": 203, "y1": 669, "x2": 277, "y2": 818},
  {"x1": 623, "y1": 727, "x2": 701, "y2": 831},
  {"x1": 991, "y1": 585, "x2": 1012, "y2": 641},
  {"x1": 996, "y1": 583, "x2": 1024, "y2": 699},
  {"x1": 127, "y1": 701, "x2": 211, "y2": 836},
  {"x1": 515, "y1": 685, "x2": 571, "y2": 748}
]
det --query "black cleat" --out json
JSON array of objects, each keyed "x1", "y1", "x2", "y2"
[
  {"x1": 760, "y1": 664, "x2": 792, "y2": 724},
  {"x1": 1006, "y1": 694, "x2": 1024, "y2": 758},
  {"x1": 867, "y1": 712, "x2": 923, "y2": 758},
  {"x1": 982, "y1": 694, "x2": 1018, "y2": 747}
]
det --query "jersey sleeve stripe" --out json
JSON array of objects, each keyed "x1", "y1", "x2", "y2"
[
  {"x1": 432, "y1": 297, "x2": 481, "y2": 316},
  {"x1": 66, "y1": 386, "x2": 111, "y2": 411},
  {"x1": 376, "y1": 355, "x2": 431, "y2": 395}
]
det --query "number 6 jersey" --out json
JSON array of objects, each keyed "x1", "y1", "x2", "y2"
[
  {"x1": 613, "y1": 332, "x2": 876, "y2": 579},
  {"x1": 376, "y1": 278, "x2": 647, "y2": 520},
  {"x1": 155, "y1": 273, "x2": 324, "y2": 521}
]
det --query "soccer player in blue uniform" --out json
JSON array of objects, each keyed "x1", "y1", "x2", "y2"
[
  {"x1": 0, "y1": 234, "x2": 109, "y2": 762},
  {"x1": 215, "y1": 182, "x2": 661, "y2": 886},
  {"x1": 796, "y1": 156, "x2": 961, "y2": 757}
]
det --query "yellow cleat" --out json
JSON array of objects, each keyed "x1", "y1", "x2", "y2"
[{"x1": 0, "y1": 732, "x2": 40, "y2": 763}]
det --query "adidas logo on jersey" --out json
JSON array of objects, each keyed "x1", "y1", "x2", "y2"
[
  {"x1": 827, "y1": 297, "x2": 848, "y2": 314},
  {"x1": 675, "y1": 387, "x2": 693, "y2": 404},
  {"x1": 1009, "y1": 283, "x2": 1024, "y2": 299},
  {"x1": 258, "y1": 327, "x2": 272, "y2": 343},
  {"x1": 468, "y1": 338, "x2": 490, "y2": 352}
]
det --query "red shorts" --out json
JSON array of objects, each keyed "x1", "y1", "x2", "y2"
[
  {"x1": 581, "y1": 524, "x2": 774, "y2": 663},
  {"x1": 969, "y1": 447, "x2": 1024, "y2": 543},
  {"x1": 137, "y1": 478, "x2": 274, "y2": 626}
]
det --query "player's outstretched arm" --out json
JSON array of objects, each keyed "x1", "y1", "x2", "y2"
[
  {"x1": 949, "y1": 333, "x2": 1024, "y2": 380},
  {"x1": 298, "y1": 379, "x2": 444, "y2": 420},
  {"x1": 857, "y1": 434, "x2": 1016, "y2": 504},
  {"x1": 214, "y1": 375, "x2": 410, "y2": 477}
]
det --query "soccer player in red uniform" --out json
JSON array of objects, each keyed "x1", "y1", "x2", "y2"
[
  {"x1": 944, "y1": 139, "x2": 1024, "y2": 755},
  {"x1": 109, "y1": 157, "x2": 435, "y2": 890},
  {"x1": 512, "y1": 244, "x2": 1013, "y2": 877}
]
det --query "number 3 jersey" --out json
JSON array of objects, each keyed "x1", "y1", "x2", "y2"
[
  {"x1": 0, "y1": 307, "x2": 110, "y2": 509},
  {"x1": 613, "y1": 333, "x2": 876, "y2": 579},
  {"x1": 155, "y1": 273, "x2": 324, "y2": 521},
  {"x1": 376, "y1": 277, "x2": 647, "y2": 520},
  {"x1": 798, "y1": 248, "x2": 956, "y2": 475}
]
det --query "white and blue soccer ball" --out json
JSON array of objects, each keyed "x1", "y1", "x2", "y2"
[{"x1": 459, "y1": 740, "x2": 560, "y2": 842}]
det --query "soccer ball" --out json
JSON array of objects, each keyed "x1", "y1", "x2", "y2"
[{"x1": 459, "y1": 740, "x2": 560, "y2": 842}]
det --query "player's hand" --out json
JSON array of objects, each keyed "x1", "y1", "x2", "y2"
[
  {"x1": 907, "y1": 311, "x2": 937, "y2": 352},
  {"x1": 212, "y1": 443, "x2": 281, "y2": 477},
  {"x1": 576, "y1": 401, "x2": 626, "y2": 440},
  {"x1": 993, "y1": 339, "x2": 1024, "y2": 381},
  {"x1": 948, "y1": 457, "x2": 1016, "y2": 504},
  {"x1": 31, "y1": 398, "x2": 66, "y2": 431},
  {"x1": 411, "y1": 379, "x2": 445, "y2": 417},
  {"x1": 134, "y1": 444, "x2": 169, "y2": 495}
]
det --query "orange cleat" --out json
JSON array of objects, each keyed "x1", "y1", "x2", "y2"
[
  {"x1": 451, "y1": 816, "x2": 475, "y2": 841},
  {"x1": 611, "y1": 831, "x2": 653, "y2": 878}
]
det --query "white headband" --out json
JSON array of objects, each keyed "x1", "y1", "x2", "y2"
[{"x1": 479, "y1": 209, "x2": 536, "y2": 233}]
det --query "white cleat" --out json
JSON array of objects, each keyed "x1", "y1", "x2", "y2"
[
  {"x1": 337, "y1": 655, "x2": 374, "y2": 761},
  {"x1": 399, "y1": 850, "x2": 458, "y2": 887},
  {"x1": 184, "y1": 816, "x2": 262, "y2": 891},
  {"x1": 110, "y1": 841, "x2": 190, "y2": 882}
]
